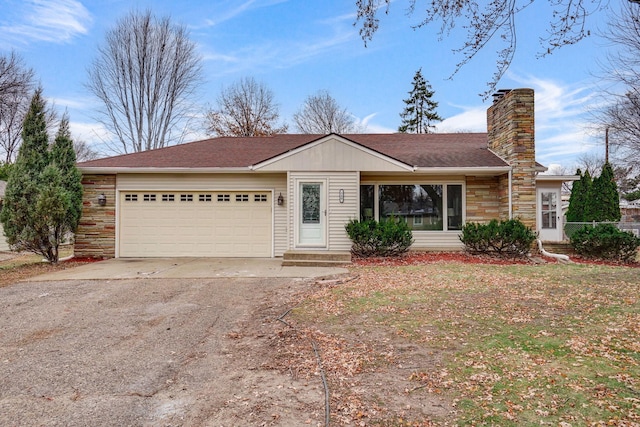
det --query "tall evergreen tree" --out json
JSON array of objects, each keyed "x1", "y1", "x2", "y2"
[
  {"x1": 0, "y1": 90, "x2": 83, "y2": 263},
  {"x1": 587, "y1": 162, "x2": 621, "y2": 221},
  {"x1": 51, "y1": 115, "x2": 83, "y2": 233},
  {"x1": 566, "y1": 169, "x2": 592, "y2": 222},
  {"x1": 398, "y1": 68, "x2": 442, "y2": 133}
]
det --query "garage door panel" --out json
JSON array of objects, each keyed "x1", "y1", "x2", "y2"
[{"x1": 119, "y1": 191, "x2": 272, "y2": 257}]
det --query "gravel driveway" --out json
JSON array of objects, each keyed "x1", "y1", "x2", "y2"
[{"x1": 0, "y1": 276, "x2": 326, "y2": 426}]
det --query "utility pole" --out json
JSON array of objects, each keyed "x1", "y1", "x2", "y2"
[{"x1": 605, "y1": 127, "x2": 609, "y2": 164}]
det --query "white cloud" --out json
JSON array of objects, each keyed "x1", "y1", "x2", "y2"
[
  {"x1": 200, "y1": 9, "x2": 359, "y2": 76},
  {"x1": 431, "y1": 74, "x2": 601, "y2": 167},
  {"x1": 438, "y1": 106, "x2": 486, "y2": 133},
  {"x1": 194, "y1": 0, "x2": 289, "y2": 29},
  {"x1": 69, "y1": 121, "x2": 110, "y2": 145},
  {"x1": 0, "y1": 0, "x2": 92, "y2": 46},
  {"x1": 358, "y1": 113, "x2": 396, "y2": 133}
]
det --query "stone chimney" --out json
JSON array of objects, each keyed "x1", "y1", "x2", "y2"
[{"x1": 487, "y1": 88, "x2": 537, "y2": 229}]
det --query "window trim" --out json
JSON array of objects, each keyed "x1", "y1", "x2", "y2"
[{"x1": 360, "y1": 181, "x2": 465, "y2": 232}]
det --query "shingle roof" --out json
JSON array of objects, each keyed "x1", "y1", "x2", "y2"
[{"x1": 77, "y1": 133, "x2": 508, "y2": 169}]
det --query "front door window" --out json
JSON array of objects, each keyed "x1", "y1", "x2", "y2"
[
  {"x1": 298, "y1": 182, "x2": 325, "y2": 247},
  {"x1": 302, "y1": 184, "x2": 320, "y2": 224},
  {"x1": 541, "y1": 191, "x2": 557, "y2": 229}
]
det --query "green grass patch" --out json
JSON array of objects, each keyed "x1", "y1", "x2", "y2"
[{"x1": 291, "y1": 262, "x2": 640, "y2": 425}]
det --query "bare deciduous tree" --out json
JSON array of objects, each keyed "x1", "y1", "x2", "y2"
[
  {"x1": 355, "y1": 0, "x2": 631, "y2": 98},
  {"x1": 0, "y1": 51, "x2": 35, "y2": 163},
  {"x1": 86, "y1": 10, "x2": 203, "y2": 154},
  {"x1": 293, "y1": 90, "x2": 362, "y2": 134},
  {"x1": 205, "y1": 77, "x2": 288, "y2": 137},
  {"x1": 597, "y1": 2, "x2": 640, "y2": 170},
  {"x1": 73, "y1": 140, "x2": 101, "y2": 162}
]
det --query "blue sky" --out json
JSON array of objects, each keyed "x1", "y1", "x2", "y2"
[{"x1": 0, "y1": 0, "x2": 620, "y2": 170}]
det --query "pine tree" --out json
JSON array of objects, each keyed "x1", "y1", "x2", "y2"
[
  {"x1": 0, "y1": 90, "x2": 83, "y2": 263},
  {"x1": 51, "y1": 115, "x2": 84, "y2": 233},
  {"x1": 398, "y1": 68, "x2": 442, "y2": 133},
  {"x1": 587, "y1": 162, "x2": 621, "y2": 221},
  {"x1": 566, "y1": 169, "x2": 592, "y2": 222}
]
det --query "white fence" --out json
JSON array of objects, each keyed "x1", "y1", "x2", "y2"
[{"x1": 565, "y1": 221, "x2": 640, "y2": 239}]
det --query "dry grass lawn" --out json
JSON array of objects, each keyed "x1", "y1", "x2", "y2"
[{"x1": 279, "y1": 260, "x2": 640, "y2": 426}]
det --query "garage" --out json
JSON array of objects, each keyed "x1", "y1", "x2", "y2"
[{"x1": 119, "y1": 191, "x2": 272, "y2": 257}]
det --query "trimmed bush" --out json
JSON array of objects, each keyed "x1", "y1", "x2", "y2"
[
  {"x1": 345, "y1": 217, "x2": 413, "y2": 257},
  {"x1": 570, "y1": 223, "x2": 640, "y2": 262},
  {"x1": 460, "y1": 219, "x2": 537, "y2": 258}
]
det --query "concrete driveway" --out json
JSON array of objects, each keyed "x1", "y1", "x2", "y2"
[
  {"x1": 1, "y1": 258, "x2": 351, "y2": 426},
  {"x1": 29, "y1": 257, "x2": 348, "y2": 281}
]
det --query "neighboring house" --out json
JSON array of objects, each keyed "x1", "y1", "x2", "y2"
[
  {"x1": 0, "y1": 180, "x2": 8, "y2": 251},
  {"x1": 75, "y1": 88, "x2": 574, "y2": 259}
]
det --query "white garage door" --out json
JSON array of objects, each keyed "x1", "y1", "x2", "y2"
[{"x1": 119, "y1": 191, "x2": 272, "y2": 257}]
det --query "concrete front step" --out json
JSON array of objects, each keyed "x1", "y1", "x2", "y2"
[
  {"x1": 282, "y1": 250, "x2": 352, "y2": 267},
  {"x1": 539, "y1": 242, "x2": 574, "y2": 255}
]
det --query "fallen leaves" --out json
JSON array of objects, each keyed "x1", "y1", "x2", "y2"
[{"x1": 276, "y1": 256, "x2": 639, "y2": 425}]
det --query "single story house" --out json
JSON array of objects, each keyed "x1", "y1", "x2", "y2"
[{"x1": 75, "y1": 88, "x2": 574, "y2": 259}]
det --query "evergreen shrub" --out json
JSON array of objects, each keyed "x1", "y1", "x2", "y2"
[
  {"x1": 345, "y1": 218, "x2": 413, "y2": 257},
  {"x1": 570, "y1": 223, "x2": 640, "y2": 262},
  {"x1": 460, "y1": 219, "x2": 537, "y2": 258}
]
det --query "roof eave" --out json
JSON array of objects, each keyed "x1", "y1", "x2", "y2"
[
  {"x1": 413, "y1": 166, "x2": 512, "y2": 175},
  {"x1": 536, "y1": 174, "x2": 580, "y2": 182},
  {"x1": 78, "y1": 167, "x2": 253, "y2": 174}
]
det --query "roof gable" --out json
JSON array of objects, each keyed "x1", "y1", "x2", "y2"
[
  {"x1": 77, "y1": 133, "x2": 509, "y2": 172},
  {"x1": 253, "y1": 134, "x2": 414, "y2": 172}
]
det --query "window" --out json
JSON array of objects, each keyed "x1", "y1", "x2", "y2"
[
  {"x1": 236, "y1": 194, "x2": 249, "y2": 202},
  {"x1": 254, "y1": 194, "x2": 268, "y2": 202},
  {"x1": 162, "y1": 194, "x2": 175, "y2": 202},
  {"x1": 379, "y1": 185, "x2": 443, "y2": 230},
  {"x1": 199, "y1": 194, "x2": 212, "y2": 202},
  {"x1": 217, "y1": 194, "x2": 230, "y2": 202},
  {"x1": 446, "y1": 185, "x2": 463, "y2": 230},
  {"x1": 541, "y1": 192, "x2": 557, "y2": 229},
  {"x1": 360, "y1": 185, "x2": 374, "y2": 221},
  {"x1": 143, "y1": 194, "x2": 156, "y2": 202},
  {"x1": 180, "y1": 194, "x2": 193, "y2": 202},
  {"x1": 125, "y1": 194, "x2": 138, "y2": 202},
  {"x1": 361, "y1": 183, "x2": 463, "y2": 231}
]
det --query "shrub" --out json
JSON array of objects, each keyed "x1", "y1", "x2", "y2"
[
  {"x1": 345, "y1": 217, "x2": 413, "y2": 257},
  {"x1": 570, "y1": 223, "x2": 640, "y2": 262},
  {"x1": 460, "y1": 219, "x2": 537, "y2": 258}
]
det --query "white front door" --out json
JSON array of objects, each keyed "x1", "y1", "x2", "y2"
[
  {"x1": 297, "y1": 181, "x2": 326, "y2": 247},
  {"x1": 538, "y1": 188, "x2": 563, "y2": 241}
]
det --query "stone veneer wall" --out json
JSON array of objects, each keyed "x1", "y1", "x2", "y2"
[
  {"x1": 465, "y1": 176, "x2": 501, "y2": 222},
  {"x1": 75, "y1": 174, "x2": 116, "y2": 258},
  {"x1": 487, "y1": 88, "x2": 537, "y2": 229}
]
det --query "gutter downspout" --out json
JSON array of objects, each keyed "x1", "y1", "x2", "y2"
[{"x1": 508, "y1": 169, "x2": 513, "y2": 219}]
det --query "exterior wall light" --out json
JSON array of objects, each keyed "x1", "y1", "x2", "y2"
[
  {"x1": 277, "y1": 192, "x2": 284, "y2": 206},
  {"x1": 97, "y1": 193, "x2": 107, "y2": 206}
]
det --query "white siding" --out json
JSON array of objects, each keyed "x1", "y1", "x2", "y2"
[
  {"x1": 328, "y1": 172, "x2": 359, "y2": 251},
  {"x1": 288, "y1": 172, "x2": 358, "y2": 251},
  {"x1": 116, "y1": 173, "x2": 289, "y2": 256},
  {"x1": 258, "y1": 137, "x2": 411, "y2": 172}
]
